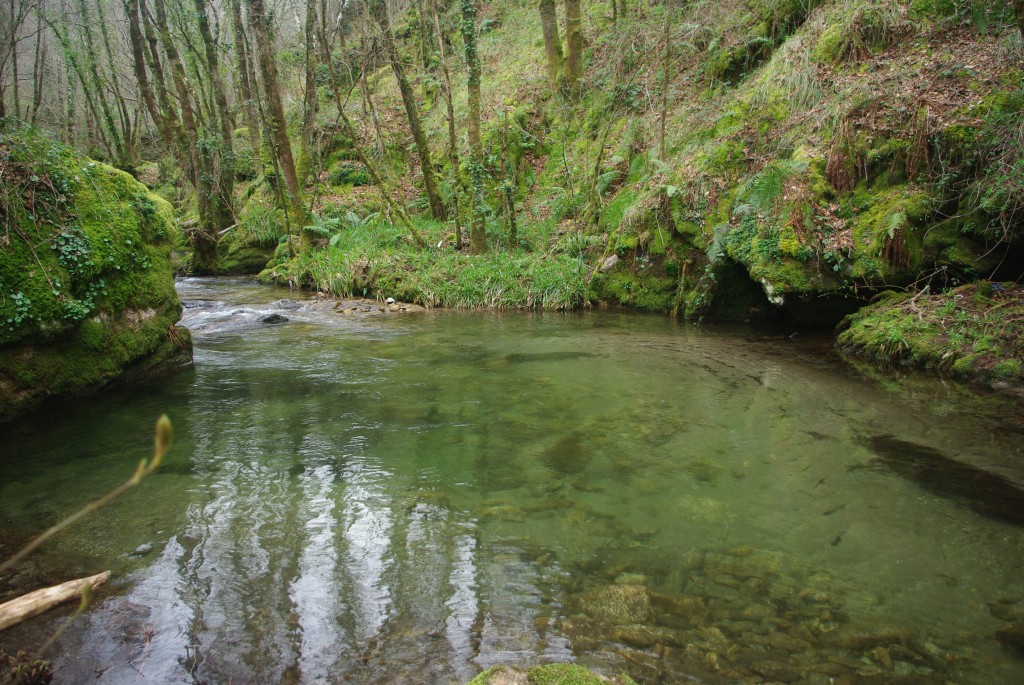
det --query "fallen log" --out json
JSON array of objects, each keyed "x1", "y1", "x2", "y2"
[{"x1": 0, "y1": 571, "x2": 110, "y2": 631}]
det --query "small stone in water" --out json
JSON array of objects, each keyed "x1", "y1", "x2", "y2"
[
  {"x1": 259, "y1": 313, "x2": 288, "y2": 324},
  {"x1": 130, "y1": 543, "x2": 153, "y2": 557}
]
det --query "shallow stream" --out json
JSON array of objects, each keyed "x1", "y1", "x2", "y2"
[{"x1": 2, "y1": 277, "x2": 1023, "y2": 684}]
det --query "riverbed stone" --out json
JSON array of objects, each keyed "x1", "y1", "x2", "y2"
[
  {"x1": 995, "y1": 623, "x2": 1024, "y2": 655},
  {"x1": 581, "y1": 584, "x2": 652, "y2": 624},
  {"x1": 259, "y1": 313, "x2": 289, "y2": 324}
]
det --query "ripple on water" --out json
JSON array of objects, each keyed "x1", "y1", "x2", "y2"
[{"x1": 1, "y1": 277, "x2": 1023, "y2": 684}]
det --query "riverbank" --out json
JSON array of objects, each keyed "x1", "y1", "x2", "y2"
[{"x1": 838, "y1": 281, "x2": 1024, "y2": 390}]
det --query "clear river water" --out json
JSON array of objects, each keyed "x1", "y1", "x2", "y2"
[{"x1": 2, "y1": 277, "x2": 1023, "y2": 684}]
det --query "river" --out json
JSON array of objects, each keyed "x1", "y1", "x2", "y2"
[{"x1": 2, "y1": 277, "x2": 1023, "y2": 684}]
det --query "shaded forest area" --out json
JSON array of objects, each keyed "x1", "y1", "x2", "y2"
[{"x1": 2, "y1": 0, "x2": 1024, "y2": 383}]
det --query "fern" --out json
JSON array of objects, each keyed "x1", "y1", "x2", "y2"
[
  {"x1": 885, "y1": 211, "x2": 907, "y2": 238},
  {"x1": 736, "y1": 159, "x2": 807, "y2": 215},
  {"x1": 705, "y1": 223, "x2": 732, "y2": 262}
]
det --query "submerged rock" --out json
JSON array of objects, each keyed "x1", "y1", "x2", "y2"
[
  {"x1": 996, "y1": 624, "x2": 1024, "y2": 656},
  {"x1": 466, "y1": 663, "x2": 636, "y2": 685},
  {"x1": 580, "y1": 584, "x2": 652, "y2": 624},
  {"x1": 865, "y1": 435, "x2": 1024, "y2": 525},
  {"x1": 259, "y1": 313, "x2": 289, "y2": 324}
]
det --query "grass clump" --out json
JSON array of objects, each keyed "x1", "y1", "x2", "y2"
[{"x1": 271, "y1": 216, "x2": 590, "y2": 310}]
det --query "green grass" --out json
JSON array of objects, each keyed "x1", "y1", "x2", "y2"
[{"x1": 270, "y1": 216, "x2": 591, "y2": 310}]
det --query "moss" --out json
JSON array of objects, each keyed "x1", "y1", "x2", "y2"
[
  {"x1": 594, "y1": 271, "x2": 677, "y2": 311},
  {"x1": 837, "y1": 282, "x2": 1024, "y2": 386},
  {"x1": 992, "y1": 359, "x2": 1022, "y2": 380},
  {"x1": 847, "y1": 186, "x2": 934, "y2": 283},
  {"x1": 812, "y1": 23, "x2": 846, "y2": 63},
  {"x1": 328, "y1": 161, "x2": 371, "y2": 187},
  {"x1": 0, "y1": 123, "x2": 190, "y2": 421}
]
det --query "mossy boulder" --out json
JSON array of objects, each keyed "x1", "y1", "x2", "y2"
[
  {"x1": 0, "y1": 122, "x2": 192, "y2": 420},
  {"x1": 836, "y1": 282, "x2": 1024, "y2": 388}
]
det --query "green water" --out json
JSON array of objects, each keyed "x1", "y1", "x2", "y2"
[{"x1": 2, "y1": 277, "x2": 1024, "y2": 684}]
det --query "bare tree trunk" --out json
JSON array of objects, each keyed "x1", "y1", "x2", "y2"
[
  {"x1": 501, "y1": 110, "x2": 517, "y2": 247},
  {"x1": 46, "y1": 14, "x2": 113, "y2": 159},
  {"x1": 30, "y1": 10, "x2": 44, "y2": 125},
  {"x1": 538, "y1": 0, "x2": 563, "y2": 90},
  {"x1": 95, "y1": 0, "x2": 134, "y2": 165},
  {"x1": 0, "y1": 572, "x2": 110, "y2": 632},
  {"x1": 460, "y1": 0, "x2": 486, "y2": 254},
  {"x1": 369, "y1": 0, "x2": 445, "y2": 220},
  {"x1": 659, "y1": 0, "x2": 672, "y2": 161},
  {"x1": 430, "y1": 0, "x2": 463, "y2": 249},
  {"x1": 124, "y1": 0, "x2": 169, "y2": 147},
  {"x1": 360, "y1": 53, "x2": 386, "y2": 157},
  {"x1": 153, "y1": 0, "x2": 219, "y2": 270},
  {"x1": 10, "y1": 0, "x2": 20, "y2": 119},
  {"x1": 414, "y1": 0, "x2": 433, "y2": 69},
  {"x1": 319, "y1": 35, "x2": 425, "y2": 247},
  {"x1": 246, "y1": 0, "x2": 305, "y2": 224},
  {"x1": 74, "y1": 0, "x2": 126, "y2": 164}
]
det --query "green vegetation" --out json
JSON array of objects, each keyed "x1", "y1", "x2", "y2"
[
  {"x1": 0, "y1": 122, "x2": 190, "y2": 419},
  {"x1": 837, "y1": 281, "x2": 1024, "y2": 385},
  {"x1": 3, "y1": 0, "x2": 1023, "y2": 388}
]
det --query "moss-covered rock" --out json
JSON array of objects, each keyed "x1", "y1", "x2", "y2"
[
  {"x1": 0, "y1": 122, "x2": 191, "y2": 421},
  {"x1": 836, "y1": 282, "x2": 1024, "y2": 388}
]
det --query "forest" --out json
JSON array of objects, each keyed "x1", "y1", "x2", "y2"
[
  {"x1": 2, "y1": 0, "x2": 1024, "y2": 385},
  {"x1": 2, "y1": 2, "x2": 1024, "y2": 681}
]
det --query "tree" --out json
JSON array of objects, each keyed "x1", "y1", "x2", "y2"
[
  {"x1": 563, "y1": 0, "x2": 583, "y2": 94},
  {"x1": 0, "y1": 0, "x2": 40, "y2": 119},
  {"x1": 227, "y1": 0, "x2": 261, "y2": 160},
  {"x1": 538, "y1": 0, "x2": 562, "y2": 90},
  {"x1": 369, "y1": 0, "x2": 445, "y2": 220},
  {"x1": 461, "y1": 0, "x2": 486, "y2": 254},
  {"x1": 431, "y1": 0, "x2": 464, "y2": 248},
  {"x1": 245, "y1": 0, "x2": 305, "y2": 226},
  {"x1": 1014, "y1": 0, "x2": 1024, "y2": 40}
]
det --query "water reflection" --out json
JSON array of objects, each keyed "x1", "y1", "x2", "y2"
[{"x1": 1, "y1": 278, "x2": 1023, "y2": 684}]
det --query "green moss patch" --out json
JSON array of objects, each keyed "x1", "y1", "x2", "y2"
[
  {"x1": 837, "y1": 282, "x2": 1024, "y2": 387},
  {"x1": 0, "y1": 123, "x2": 190, "y2": 420}
]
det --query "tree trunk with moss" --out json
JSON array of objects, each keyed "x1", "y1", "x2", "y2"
[
  {"x1": 1014, "y1": 0, "x2": 1024, "y2": 40},
  {"x1": 564, "y1": 0, "x2": 584, "y2": 94},
  {"x1": 461, "y1": 0, "x2": 487, "y2": 254},
  {"x1": 245, "y1": 0, "x2": 305, "y2": 226},
  {"x1": 538, "y1": 0, "x2": 563, "y2": 90},
  {"x1": 430, "y1": 0, "x2": 464, "y2": 249},
  {"x1": 369, "y1": 0, "x2": 445, "y2": 221},
  {"x1": 152, "y1": 0, "x2": 217, "y2": 271},
  {"x1": 193, "y1": 0, "x2": 236, "y2": 237},
  {"x1": 300, "y1": 0, "x2": 317, "y2": 189}
]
